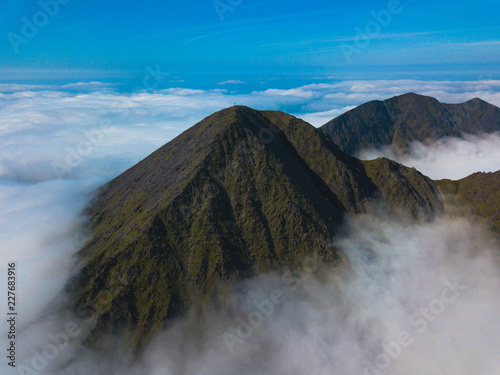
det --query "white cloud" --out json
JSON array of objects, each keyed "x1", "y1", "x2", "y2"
[
  {"x1": 217, "y1": 80, "x2": 247, "y2": 85},
  {"x1": 358, "y1": 133, "x2": 500, "y2": 180},
  {"x1": 0, "y1": 177, "x2": 102, "y2": 327},
  {"x1": 1, "y1": 79, "x2": 498, "y2": 183},
  {"x1": 300, "y1": 105, "x2": 356, "y2": 126},
  {"x1": 257, "y1": 88, "x2": 320, "y2": 100},
  {"x1": 61, "y1": 81, "x2": 110, "y2": 88}
]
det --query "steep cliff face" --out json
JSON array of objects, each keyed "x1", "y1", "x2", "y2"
[
  {"x1": 263, "y1": 110, "x2": 442, "y2": 217},
  {"x1": 72, "y1": 106, "x2": 444, "y2": 350},
  {"x1": 320, "y1": 93, "x2": 500, "y2": 155}
]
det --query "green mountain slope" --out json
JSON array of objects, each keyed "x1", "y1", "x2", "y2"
[
  {"x1": 72, "y1": 106, "x2": 444, "y2": 351},
  {"x1": 437, "y1": 170, "x2": 500, "y2": 236},
  {"x1": 320, "y1": 93, "x2": 500, "y2": 155},
  {"x1": 263, "y1": 110, "x2": 442, "y2": 217}
]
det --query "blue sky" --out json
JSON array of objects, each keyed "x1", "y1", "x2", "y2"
[{"x1": 1, "y1": 0, "x2": 499, "y2": 89}]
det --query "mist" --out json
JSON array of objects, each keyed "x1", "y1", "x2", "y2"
[
  {"x1": 6, "y1": 213, "x2": 499, "y2": 375},
  {"x1": 358, "y1": 132, "x2": 500, "y2": 180},
  {"x1": 128, "y1": 214, "x2": 500, "y2": 375}
]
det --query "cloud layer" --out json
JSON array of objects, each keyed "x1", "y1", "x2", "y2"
[
  {"x1": 7, "y1": 214, "x2": 500, "y2": 375},
  {"x1": 135, "y1": 214, "x2": 500, "y2": 375},
  {"x1": 358, "y1": 132, "x2": 500, "y2": 180},
  {"x1": 1, "y1": 79, "x2": 499, "y2": 184}
]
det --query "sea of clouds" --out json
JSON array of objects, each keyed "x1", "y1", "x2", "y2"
[{"x1": 0, "y1": 79, "x2": 499, "y2": 374}]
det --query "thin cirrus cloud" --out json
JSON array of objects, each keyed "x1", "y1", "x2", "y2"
[{"x1": 217, "y1": 80, "x2": 247, "y2": 85}]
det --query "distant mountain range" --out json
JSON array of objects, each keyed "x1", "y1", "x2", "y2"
[
  {"x1": 320, "y1": 92, "x2": 500, "y2": 155},
  {"x1": 71, "y1": 95, "x2": 499, "y2": 352}
]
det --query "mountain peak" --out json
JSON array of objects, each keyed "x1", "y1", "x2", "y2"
[
  {"x1": 393, "y1": 91, "x2": 430, "y2": 100},
  {"x1": 73, "y1": 106, "x2": 444, "y2": 352},
  {"x1": 392, "y1": 92, "x2": 440, "y2": 104},
  {"x1": 320, "y1": 93, "x2": 500, "y2": 155}
]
